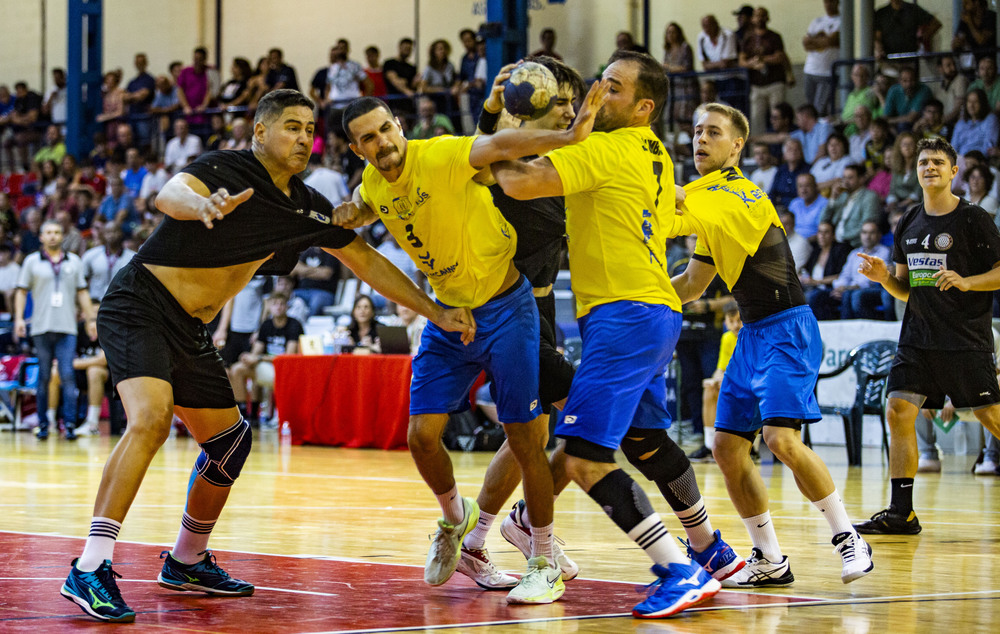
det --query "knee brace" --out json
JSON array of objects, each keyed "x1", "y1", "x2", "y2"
[
  {"x1": 620, "y1": 428, "x2": 690, "y2": 482},
  {"x1": 194, "y1": 417, "x2": 252, "y2": 487}
]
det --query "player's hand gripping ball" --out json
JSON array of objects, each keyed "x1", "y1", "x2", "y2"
[{"x1": 502, "y1": 61, "x2": 558, "y2": 121}]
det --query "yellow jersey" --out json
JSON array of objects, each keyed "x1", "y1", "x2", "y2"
[
  {"x1": 359, "y1": 135, "x2": 515, "y2": 307},
  {"x1": 547, "y1": 127, "x2": 681, "y2": 317},
  {"x1": 717, "y1": 330, "x2": 738, "y2": 371},
  {"x1": 667, "y1": 166, "x2": 784, "y2": 289}
]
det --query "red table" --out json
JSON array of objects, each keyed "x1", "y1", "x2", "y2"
[{"x1": 273, "y1": 354, "x2": 413, "y2": 449}]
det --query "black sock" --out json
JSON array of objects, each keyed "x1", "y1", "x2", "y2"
[
  {"x1": 890, "y1": 478, "x2": 915, "y2": 516},
  {"x1": 587, "y1": 468, "x2": 654, "y2": 533}
]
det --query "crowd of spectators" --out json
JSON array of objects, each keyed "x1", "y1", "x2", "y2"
[{"x1": 6, "y1": 1, "x2": 1000, "y2": 436}]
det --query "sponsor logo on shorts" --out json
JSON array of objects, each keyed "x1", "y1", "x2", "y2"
[
  {"x1": 981, "y1": 391, "x2": 991, "y2": 396},
  {"x1": 563, "y1": 415, "x2": 577, "y2": 424},
  {"x1": 529, "y1": 399, "x2": 538, "y2": 410}
]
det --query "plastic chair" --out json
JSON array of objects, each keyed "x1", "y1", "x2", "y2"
[
  {"x1": 814, "y1": 339, "x2": 896, "y2": 466},
  {"x1": 0, "y1": 356, "x2": 39, "y2": 431}
]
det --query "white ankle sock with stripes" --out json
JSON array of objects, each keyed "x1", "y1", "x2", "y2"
[
  {"x1": 77, "y1": 517, "x2": 122, "y2": 572},
  {"x1": 171, "y1": 512, "x2": 217, "y2": 564},
  {"x1": 627, "y1": 514, "x2": 687, "y2": 566}
]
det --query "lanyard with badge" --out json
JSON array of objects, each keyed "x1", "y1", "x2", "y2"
[{"x1": 41, "y1": 250, "x2": 66, "y2": 308}]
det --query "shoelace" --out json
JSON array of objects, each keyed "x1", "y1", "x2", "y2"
[
  {"x1": 194, "y1": 552, "x2": 231, "y2": 578},
  {"x1": 836, "y1": 537, "x2": 857, "y2": 561},
  {"x1": 95, "y1": 564, "x2": 126, "y2": 603},
  {"x1": 637, "y1": 575, "x2": 667, "y2": 597}
]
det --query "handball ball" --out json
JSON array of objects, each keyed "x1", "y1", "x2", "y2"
[{"x1": 503, "y1": 62, "x2": 558, "y2": 121}]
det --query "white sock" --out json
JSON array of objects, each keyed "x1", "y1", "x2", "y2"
[
  {"x1": 704, "y1": 427, "x2": 715, "y2": 449},
  {"x1": 463, "y1": 509, "x2": 496, "y2": 550},
  {"x1": 530, "y1": 522, "x2": 554, "y2": 562},
  {"x1": 171, "y1": 512, "x2": 216, "y2": 564},
  {"x1": 628, "y1": 514, "x2": 688, "y2": 566},
  {"x1": 812, "y1": 489, "x2": 855, "y2": 537},
  {"x1": 435, "y1": 486, "x2": 465, "y2": 525},
  {"x1": 674, "y1": 498, "x2": 716, "y2": 552},
  {"x1": 86, "y1": 405, "x2": 102, "y2": 427},
  {"x1": 46, "y1": 408, "x2": 56, "y2": 424},
  {"x1": 77, "y1": 517, "x2": 121, "y2": 572},
  {"x1": 743, "y1": 511, "x2": 782, "y2": 562}
]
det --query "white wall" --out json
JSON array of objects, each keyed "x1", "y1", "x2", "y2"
[{"x1": 0, "y1": 1, "x2": 957, "y2": 94}]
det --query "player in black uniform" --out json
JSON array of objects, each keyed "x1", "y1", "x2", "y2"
[
  {"x1": 453, "y1": 57, "x2": 585, "y2": 589},
  {"x1": 60, "y1": 89, "x2": 474, "y2": 623},
  {"x1": 854, "y1": 137, "x2": 1000, "y2": 535}
]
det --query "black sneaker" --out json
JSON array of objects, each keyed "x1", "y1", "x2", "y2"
[
  {"x1": 157, "y1": 550, "x2": 254, "y2": 595},
  {"x1": 854, "y1": 507, "x2": 922, "y2": 535},
  {"x1": 60, "y1": 558, "x2": 136, "y2": 622},
  {"x1": 65, "y1": 425, "x2": 77, "y2": 440},
  {"x1": 687, "y1": 445, "x2": 714, "y2": 462}
]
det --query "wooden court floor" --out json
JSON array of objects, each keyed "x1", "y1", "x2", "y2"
[{"x1": 1, "y1": 428, "x2": 998, "y2": 632}]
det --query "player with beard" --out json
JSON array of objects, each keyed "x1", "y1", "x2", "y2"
[
  {"x1": 337, "y1": 80, "x2": 608, "y2": 604},
  {"x1": 666, "y1": 102, "x2": 874, "y2": 587},
  {"x1": 492, "y1": 50, "x2": 740, "y2": 619},
  {"x1": 444, "y1": 56, "x2": 587, "y2": 590}
]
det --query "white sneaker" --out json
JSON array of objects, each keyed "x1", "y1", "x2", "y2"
[
  {"x1": 424, "y1": 497, "x2": 479, "y2": 586},
  {"x1": 721, "y1": 548, "x2": 794, "y2": 588},
  {"x1": 974, "y1": 459, "x2": 999, "y2": 475},
  {"x1": 505, "y1": 556, "x2": 564, "y2": 604},
  {"x1": 833, "y1": 531, "x2": 874, "y2": 583},
  {"x1": 917, "y1": 457, "x2": 941, "y2": 473},
  {"x1": 456, "y1": 547, "x2": 518, "y2": 589},
  {"x1": 499, "y1": 501, "x2": 579, "y2": 581}
]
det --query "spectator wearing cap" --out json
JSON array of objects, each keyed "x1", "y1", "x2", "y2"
[{"x1": 733, "y1": 5, "x2": 753, "y2": 52}]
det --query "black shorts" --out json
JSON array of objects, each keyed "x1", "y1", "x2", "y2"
[
  {"x1": 219, "y1": 331, "x2": 254, "y2": 367},
  {"x1": 536, "y1": 292, "x2": 574, "y2": 413},
  {"x1": 98, "y1": 261, "x2": 236, "y2": 409},
  {"x1": 886, "y1": 345, "x2": 1000, "y2": 410}
]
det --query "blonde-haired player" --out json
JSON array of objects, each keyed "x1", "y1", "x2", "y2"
[{"x1": 668, "y1": 103, "x2": 874, "y2": 586}]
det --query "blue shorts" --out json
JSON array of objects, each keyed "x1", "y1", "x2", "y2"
[
  {"x1": 716, "y1": 305, "x2": 822, "y2": 434},
  {"x1": 410, "y1": 277, "x2": 542, "y2": 424},
  {"x1": 556, "y1": 301, "x2": 682, "y2": 449}
]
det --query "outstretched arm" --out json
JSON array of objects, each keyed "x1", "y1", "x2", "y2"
[
  {"x1": 155, "y1": 172, "x2": 253, "y2": 228},
  {"x1": 328, "y1": 238, "x2": 476, "y2": 344},
  {"x1": 468, "y1": 79, "x2": 609, "y2": 169}
]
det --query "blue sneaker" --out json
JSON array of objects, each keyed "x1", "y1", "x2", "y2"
[
  {"x1": 157, "y1": 550, "x2": 254, "y2": 596},
  {"x1": 683, "y1": 530, "x2": 745, "y2": 581},
  {"x1": 632, "y1": 561, "x2": 721, "y2": 619},
  {"x1": 60, "y1": 558, "x2": 136, "y2": 623}
]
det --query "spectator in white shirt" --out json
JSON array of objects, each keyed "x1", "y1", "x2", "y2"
[
  {"x1": 162, "y1": 118, "x2": 203, "y2": 174},
  {"x1": 802, "y1": 0, "x2": 841, "y2": 116},
  {"x1": 749, "y1": 142, "x2": 778, "y2": 193},
  {"x1": 302, "y1": 154, "x2": 350, "y2": 205},
  {"x1": 849, "y1": 104, "x2": 873, "y2": 163},
  {"x1": 696, "y1": 14, "x2": 738, "y2": 71},
  {"x1": 810, "y1": 132, "x2": 851, "y2": 194},
  {"x1": 779, "y1": 209, "x2": 812, "y2": 270}
]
